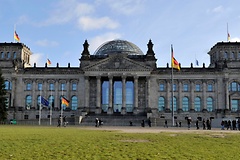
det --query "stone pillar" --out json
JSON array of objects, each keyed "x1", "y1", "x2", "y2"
[
  {"x1": 178, "y1": 80, "x2": 183, "y2": 112},
  {"x1": 202, "y1": 80, "x2": 207, "y2": 112},
  {"x1": 84, "y1": 76, "x2": 89, "y2": 111},
  {"x1": 166, "y1": 80, "x2": 171, "y2": 112},
  {"x1": 225, "y1": 79, "x2": 229, "y2": 110},
  {"x1": 190, "y1": 80, "x2": 195, "y2": 111},
  {"x1": 133, "y1": 76, "x2": 138, "y2": 114},
  {"x1": 96, "y1": 76, "x2": 101, "y2": 114},
  {"x1": 32, "y1": 80, "x2": 36, "y2": 109},
  {"x1": 55, "y1": 80, "x2": 59, "y2": 110},
  {"x1": 107, "y1": 76, "x2": 113, "y2": 114},
  {"x1": 121, "y1": 76, "x2": 126, "y2": 115}
]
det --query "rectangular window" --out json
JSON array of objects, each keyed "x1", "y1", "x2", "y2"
[
  {"x1": 173, "y1": 84, "x2": 177, "y2": 91},
  {"x1": 60, "y1": 83, "x2": 65, "y2": 90},
  {"x1": 195, "y1": 84, "x2": 201, "y2": 92},
  {"x1": 24, "y1": 115, "x2": 29, "y2": 119},
  {"x1": 38, "y1": 83, "x2": 43, "y2": 91},
  {"x1": 49, "y1": 83, "x2": 54, "y2": 91},
  {"x1": 72, "y1": 83, "x2": 77, "y2": 91},
  {"x1": 159, "y1": 84, "x2": 164, "y2": 91},
  {"x1": 26, "y1": 83, "x2": 32, "y2": 90},
  {"x1": 207, "y1": 84, "x2": 213, "y2": 92},
  {"x1": 183, "y1": 84, "x2": 188, "y2": 92}
]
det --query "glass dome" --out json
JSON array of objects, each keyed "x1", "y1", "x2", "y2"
[{"x1": 94, "y1": 39, "x2": 144, "y2": 55}]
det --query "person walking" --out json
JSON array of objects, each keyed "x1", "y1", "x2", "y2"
[
  {"x1": 164, "y1": 120, "x2": 168, "y2": 128},
  {"x1": 196, "y1": 119, "x2": 199, "y2": 130}
]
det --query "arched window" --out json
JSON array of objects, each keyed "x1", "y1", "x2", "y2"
[
  {"x1": 7, "y1": 52, "x2": 10, "y2": 59},
  {"x1": 194, "y1": 97, "x2": 201, "y2": 111},
  {"x1": 229, "y1": 82, "x2": 240, "y2": 91},
  {"x1": 170, "y1": 96, "x2": 177, "y2": 111},
  {"x1": 207, "y1": 97, "x2": 213, "y2": 111},
  {"x1": 4, "y1": 80, "x2": 12, "y2": 90},
  {"x1": 71, "y1": 96, "x2": 78, "y2": 110},
  {"x1": 182, "y1": 97, "x2": 189, "y2": 111},
  {"x1": 25, "y1": 95, "x2": 32, "y2": 110},
  {"x1": 158, "y1": 96, "x2": 165, "y2": 111}
]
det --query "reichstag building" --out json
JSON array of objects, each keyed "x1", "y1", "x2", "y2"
[{"x1": 1, "y1": 39, "x2": 240, "y2": 125}]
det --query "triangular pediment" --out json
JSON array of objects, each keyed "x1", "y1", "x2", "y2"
[
  {"x1": 83, "y1": 55, "x2": 152, "y2": 71},
  {"x1": 229, "y1": 92, "x2": 240, "y2": 98}
]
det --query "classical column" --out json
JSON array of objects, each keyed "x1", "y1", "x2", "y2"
[
  {"x1": 84, "y1": 76, "x2": 89, "y2": 111},
  {"x1": 166, "y1": 80, "x2": 171, "y2": 112},
  {"x1": 190, "y1": 80, "x2": 195, "y2": 111},
  {"x1": 107, "y1": 76, "x2": 113, "y2": 114},
  {"x1": 121, "y1": 76, "x2": 126, "y2": 114},
  {"x1": 96, "y1": 76, "x2": 101, "y2": 114},
  {"x1": 202, "y1": 80, "x2": 207, "y2": 112},
  {"x1": 178, "y1": 80, "x2": 182, "y2": 112},
  {"x1": 133, "y1": 76, "x2": 138, "y2": 114},
  {"x1": 55, "y1": 80, "x2": 59, "y2": 110},
  {"x1": 224, "y1": 79, "x2": 229, "y2": 110},
  {"x1": 32, "y1": 80, "x2": 36, "y2": 109}
]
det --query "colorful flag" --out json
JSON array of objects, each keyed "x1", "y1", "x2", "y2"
[
  {"x1": 61, "y1": 97, "x2": 69, "y2": 107},
  {"x1": 47, "y1": 59, "x2": 51, "y2": 65},
  {"x1": 227, "y1": 32, "x2": 230, "y2": 42},
  {"x1": 171, "y1": 45, "x2": 180, "y2": 71},
  {"x1": 14, "y1": 31, "x2": 20, "y2": 42},
  {"x1": 41, "y1": 96, "x2": 49, "y2": 107}
]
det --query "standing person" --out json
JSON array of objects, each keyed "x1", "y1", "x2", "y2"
[
  {"x1": 63, "y1": 116, "x2": 67, "y2": 127},
  {"x1": 187, "y1": 117, "x2": 191, "y2": 130},
  {"x1": 196, "y1": 119, "x2": 199, "y2": 130},
  {"x1": 179, "y1": 121, "x2": 182, "y2": 127},
  {"x1": 95, "y1": 118, "x2": 99, "y2": 127},
  {"x1": 141, "y1": 120, "x2": 145, "y2": 127},
  {"x1": 238, "y1": 118, "x2": 240, "y2": 131},
  {"x1": 164, "y1": 120, "x2": 168, "y2": 128},
  {"x1": 202, "y1": 119, "x2": 206, "y2": 130},
  {"x1": 57, "y1": 116, "x2": 61, "y2": 127},
  {"x1": 148, "y1": 117, "x2": 152, "y2": 127},
  {"x1": 221, "y1": 120, "x2": 225, "y2": 130},
  {"x1": 227, "y1": 120, "x2": 232, "y2": 130}
]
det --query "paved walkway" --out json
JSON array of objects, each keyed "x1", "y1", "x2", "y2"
[{"x1": 80, "y1": 126, "x2": 240, "y2": 134}]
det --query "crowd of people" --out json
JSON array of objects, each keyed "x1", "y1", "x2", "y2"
[{"x1": 221, "y1": 119, "x2": 240, "y2": 130}]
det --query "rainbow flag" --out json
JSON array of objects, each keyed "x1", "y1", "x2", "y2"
[{"x1": 62, "y1": 97, "x2": 69, "y2": 107}]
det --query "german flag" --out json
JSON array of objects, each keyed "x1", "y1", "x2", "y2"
[
  {"x1": 171, "y1": 45, "x2": 180, "y2": 71},
  {"x1": 14, "y1": 31, "x2": 20, "y2": 42}
]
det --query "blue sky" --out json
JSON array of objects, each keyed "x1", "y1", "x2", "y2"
[{"x1": 1, "y1": 0, "x2": 240, "y2": 67}]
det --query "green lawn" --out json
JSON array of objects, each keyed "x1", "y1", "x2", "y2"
[{"x1": 0, "y1": 126, "x2": 239, "y2": 160}]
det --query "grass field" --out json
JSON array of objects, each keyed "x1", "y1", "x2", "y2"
[{"x1": 0, "y1": 126, "x2": 240, "y2": 160}]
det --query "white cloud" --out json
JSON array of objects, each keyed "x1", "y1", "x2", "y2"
[
  {"x1": 89, "y1": 32, "x2": 122, "y2": 53},
  {"x1": 35, "y1": 39, "x2": 59, "y2": 47},
  {"x1": 207, "y1": 5, "x2": 224, "y2": 13},
  {"x1": 40, "y1": 0, "x2": 94, "y2": 26},
  {"x1": 230, "y1": 37, "x2": 240, "y2": 42},
  {"x1": 78, "y1": 16, "x2": 119, "y2": 31},
  {"x1": 30, "y1": 53, "x2": 43, "y2": 66}
]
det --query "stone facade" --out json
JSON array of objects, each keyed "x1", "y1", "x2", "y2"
[{"x1": 1, "y1": 40, "x2": 240, "y2": 125}]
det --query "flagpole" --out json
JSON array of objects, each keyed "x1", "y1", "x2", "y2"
[
  {"x1": 171, "y1": 44, "x2": 175, "y2": 127},
  {"x1": 14, "y1": 25, "x2": 16, "y2": 43},
  {"x1": 50, "y1": 89, "x2": 52, "y2": 125},
  {"x1": 39, "y1": 89, "x2": 42, "y2": 125},
  {"x1": 61, "y1": 89, "x2": 63, "y2": 126}
]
